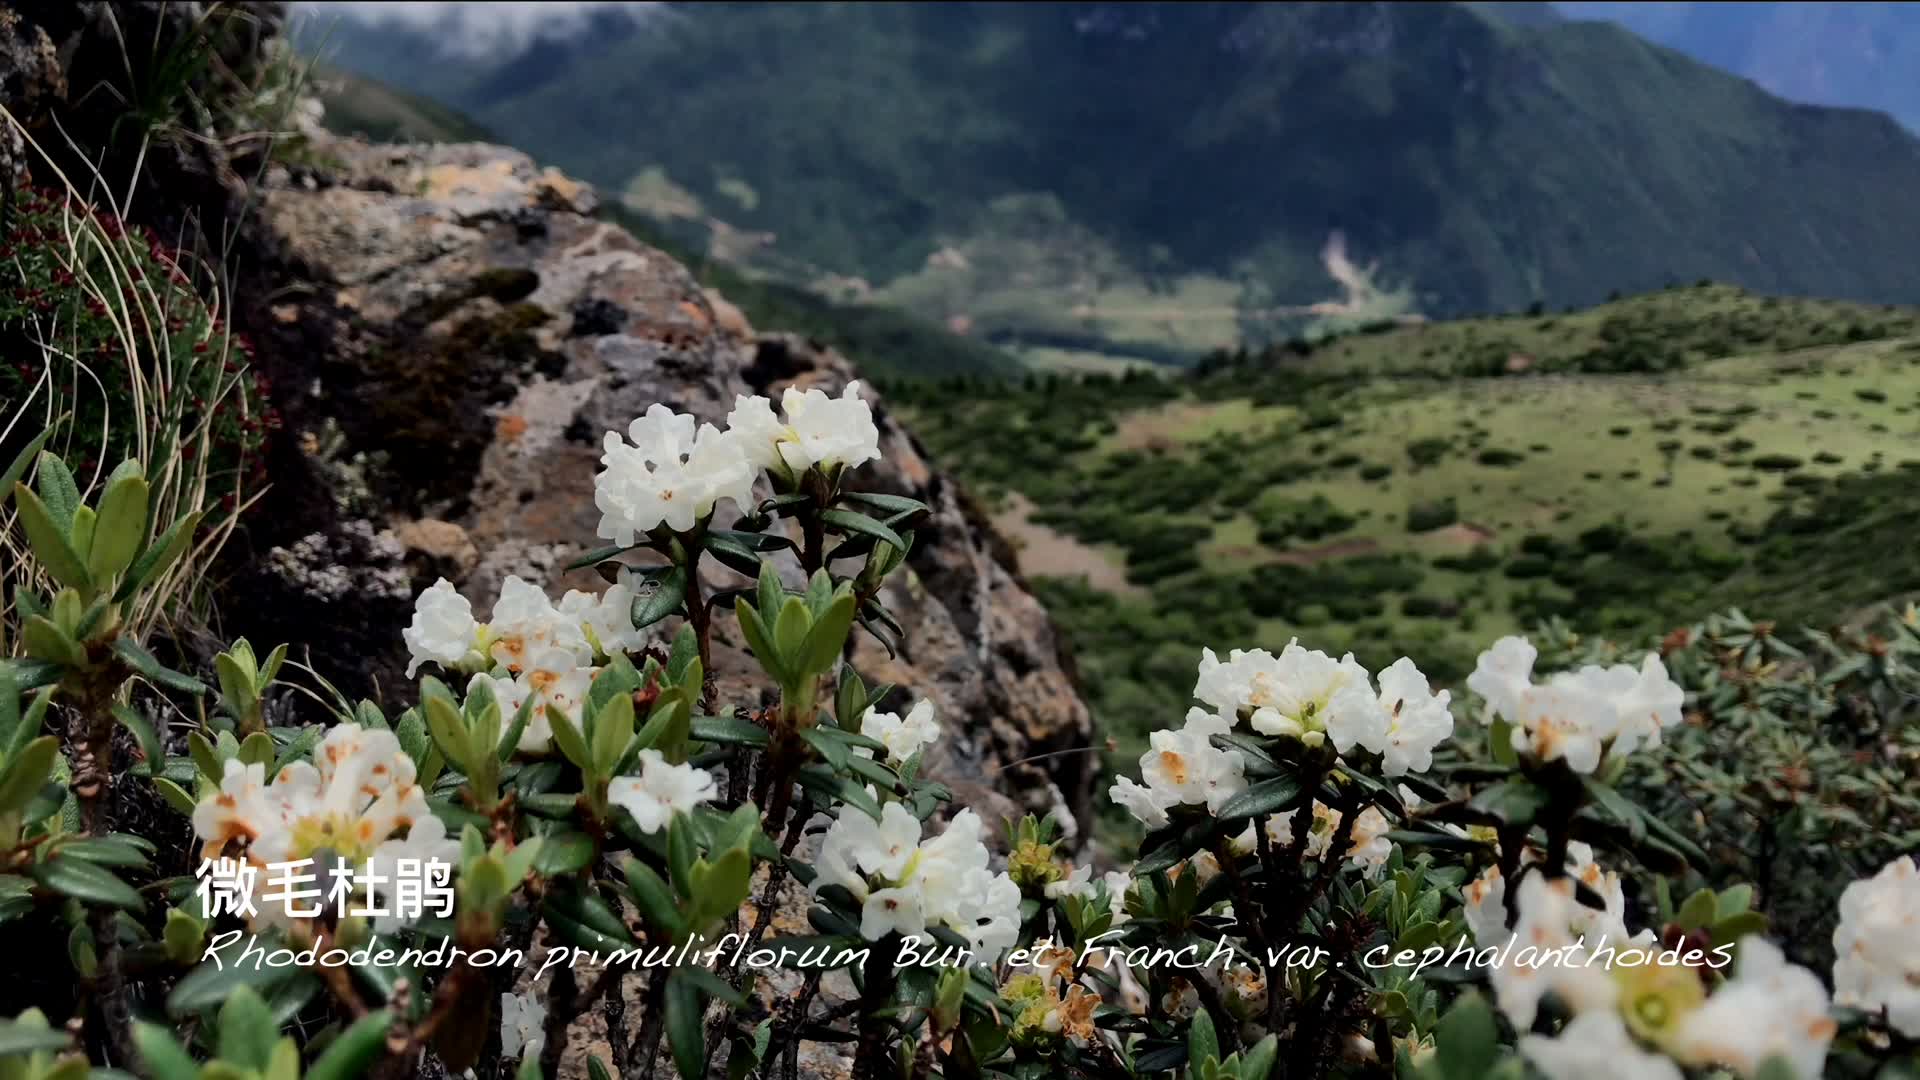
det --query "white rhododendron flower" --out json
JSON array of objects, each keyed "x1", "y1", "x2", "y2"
[
  {"x1": 469, "y1": 642, "x2": 596, "y2": 755},
  {"x1": 1831, "y1": 856, "x2": 1920, "y2": 1037},
  {"x1": 559, "y1": 578, "x2": 648, "y2": 658},
  {"x1": 607, "y1": 750, "x2": 719, "y2": 834},
  {"x1": 1522, "y1": 1011, "x2": 1683, "y2": 1080},
  {"x1": 1468, "y1": 637, "x2": 1685, "y2": 773},
  {"x1": 1462, "y1": 865, "x2": 1510, "y2": 946},
  {"x1": 1194, "y1": 643, "x2": 1386, "y2": 752},
  {"x1": 858, "y1": 699, "x2": 940, "y2": 764},
  {"x1": 488, "y1": 575, "x2": 592, "y2": 674},
  {"x1": 499, "y1": 992, "x2": 546, "y2": 1061},
  {"x1": 1466, "y1": 635, "x2": 1538, "y2": 719},
  {"x1": 727, "y1": 381, "x2": 882, "y2": 477},
  {"x1": 812, "y1": 804, "x2": 1021, "y2": 960},
  {"x1": 1559, "y1": 656, "x2": 1686, "y2": 756},
  {"x1": 191, "y1": 725, "x2": 454, "y2": 927},
  {"x1": 1485, "y1": 873, "x2": 1625, "y2": 1030},
  {"x1": 1135, "y1": 708, "x2": 1246, "y2": 813},
  {"x1": 402, "y1": 578, "x2": 479, "y2": 677},
  {"x1": 1373, "y1": 657, "x2": 1454, "y2": 776},
  {"x1": 1673, "y1": 937, "x2": 1836, "y2": 1080},
  {"x1": 1108, "y1": 775, "x2": 1175, "y2": 830},
  {"x1": 362, "y1": 813, "x2": 458, "y2": 933},
  {"x1": 1345, "y1": 805, "x2": 1394, "y2": 879},
  {"x1": 1264, "y1": 801, "x2": 1344, "y2": 860},
  {"x1": 595, "y1": 403, "x2": 756, "y2": 541}
]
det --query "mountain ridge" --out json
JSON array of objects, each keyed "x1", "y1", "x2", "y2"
[{"x1": 298, "y1": 1, "x2": 1920, "y2": 363}]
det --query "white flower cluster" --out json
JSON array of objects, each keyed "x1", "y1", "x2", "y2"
[
  {"x1": 811, "y1": 802, "x2": 1021, "y2": 960},
  {"x1": 191, "y1": 725, "x2": 458, "y2": 930},
  {"x1": 1110, "y1": 642, "x2": 1454, "y2": 831},
  {"x1": 1831, "y1": 855, "x2": 1920, "y2": 1038},
  {"x1": 593, "y1": 385, "x2": 882, "y2": 544},
  {"x1": 403, "y1": 575, "x2": 655, "y2": 753},
  {"x1": 1466, "y1": 636, "x2": 1684, "y2": 773},
  {"x1": 1469, "y1": 851, "x2": 1836, "y2": 1080},
  {"x1": 607, "y1": 750, "x2": 719, "y2": 834},
  {"x1": 856, "y1": 699, "x2": 940, "y2": 765}
]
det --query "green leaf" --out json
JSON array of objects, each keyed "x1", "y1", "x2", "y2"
[
  {"x1": 630, "y1": 564, "x2": 687, "y2": 630},
  {"x1": 773, "y1": 596, "x2": 811, "y2": 667},
  {"x1": 216, "y1": 986, "x2": 279, "y2": 1070},
  {"x1": 23, "y1": 615, "x2": 84, "y2": 668},
  {"x1": 423, "y1": 695, "x2": 474, "y2": 774},
  {"x1": 533, "y1": 831, "x2": 597, "y2": 877},
  {"x1": 304, "y1": 1009, "x2": 392, "y2": 1080},
  {"x1": 690, "y1": 713, "x2": 769, "y2": 748},
  {"x1": 798, "y1": 591, "x2": 856, "y2": 677},
  {"x1": 32, "y1": 853, "x2": 145, "y2": 910},
  {"x1": 112, "y1": 639, "x2": 205, "y2": 694},
  {"x1": 0, "y1": 427, "x2": 54, "y2": 512},
  {"x1": 836, "y1": 491, "x2": 929, "y2": 518},
  {"x1": 1715, "y1": 883, "x2": 1754, "y2": 919},
  {"x1": 188, "y1": 731, "x2": 223, "y2": 783},
  {"x1": 819, "y1": 508, "x2": 906, "y2": 554},
  {"x1": 591, "y1": 694, "x2": 635, "y2": 777},
  {"x1": 1187, "y1": 1009, "x2": 1219, "y2": 1075},
  {"x1": 547, "y1": 704, "x2": 591, "y2": 771},
  {"x1": 237, "y1": 731, "x2": 275, "y2": 770},
  {"x1": 1580, "y1": 777, "x2": 1646, "y2": 842},
  {"x1": 1467, "y1": 778, "x2": 1550, "y2": 828},
  {"x1": 116, "y1": 512, "x2": 202, "y2": 602},
  {"x1": 88, "y1": 472, "x2": 149, "y2": 582},
  {"x1": 13, "y1": 485, "x2": 90, "y2": 589},
  {"x1": 168, "y1": 937, "x2": 298, "y2": 1015},
  {"x1": 754, "y1": 560, "x2": 785, "y2": 622},
  {"x1": 621, "y1": 859, "x2": 685, "y2": 936},
  {"x1": 54, "y1": 835, "x2": 153, "y2": 869},
  {"x1": 1675, "y1": 888, "x2": 1719, "y2": 932},
  {"x1": 0, "y1": 736, "x2": 60, "y2": 814},
  {"x1": 566, "y1": 544, "x2": 633, "y2": 571},
  {"x1": 1434, "y1": 992, "x2": 1500, "y2": 1080},
  {"x1": 1216, "y1": 774, "x2": 1305, "y2": 821},
  {"x1": 0, "y1": 1018, "x2": 74, "y2": 1057},
  {"x1": 152, "y1": 776, "x2": 198, "y2": 815},
  {"x1": 33, "y1": 453, "x2": 80, "y2": 529},
  {"x1": 732, "y1": 600, "x2": 789, "y2": 687},
  {"x1": 665, "y1": 970, "x2": 707, "y2": 1080},
  {"x1": 131, "y1": 1023, "x2": 198, "y2": 1080}
]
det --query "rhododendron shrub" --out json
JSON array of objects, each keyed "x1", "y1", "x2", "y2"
[{"x1": 0, "y1": 390, "x2": 1915, "y2": 1080}]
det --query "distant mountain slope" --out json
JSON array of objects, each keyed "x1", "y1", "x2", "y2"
[
  {"x1": 311, "y1": 64, "x2": 497, "y2": 145},
  {"x1": 1557, "y1": 2, "x2": 1920, "y2": 133},
  {"x1": 299, "y1": 1, "x2": 1920, "y2": 356}
]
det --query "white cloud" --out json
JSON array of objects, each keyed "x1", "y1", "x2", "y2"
[{"x1": 294, "y1": 2, "x2": 664, "y2": 57}]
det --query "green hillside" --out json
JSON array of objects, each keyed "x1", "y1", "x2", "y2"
[
  {"x1": 892, "y1": 284, "x2": 1920, "y2": 756},
  {"x1": 303, "y1": 2, "x2": 1920, "y2": 367},
  {"x1": 310, "y1": 64, "x2": 497, "y2": 145}
]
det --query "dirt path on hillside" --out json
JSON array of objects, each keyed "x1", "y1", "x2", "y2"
[{"x1": 990, "y1": 491, "x2": 1145, "y2": 597}]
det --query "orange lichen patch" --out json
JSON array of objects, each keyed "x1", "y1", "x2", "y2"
[
  {"x1": 676, "y1": 297, "x2": 712, "y2": 328},
  {"x1": 422, "y1": 160, "x2": 518, "y2": 202},
  {"x1": 496, "y1": 413, "x2": 531, "y2": 443}
]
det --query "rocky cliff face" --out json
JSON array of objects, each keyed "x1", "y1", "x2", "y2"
[{"x1": 231, "y1": 134, "x2": 1096, "y2": 833}]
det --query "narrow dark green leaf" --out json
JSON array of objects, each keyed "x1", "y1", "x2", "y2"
[
  {"x1": 112, "y1": 639, "x2": 206, "y2": 694},
  {"x1": 32, "y1": 853, "x2": 144, "y2": 910},
  {"x1": 1216, "y1": 774, "x2": 1305, "y2": 821},
  {"x1": 819, "y1": 509, "x2": 905, "y2": 554},
  {"x1": 631, "y1": 564, "x2": 687, "y2": 630}
]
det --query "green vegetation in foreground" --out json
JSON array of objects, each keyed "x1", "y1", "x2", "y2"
[{"x1": 893, "y1": 285, "x2": 1920, "y2": 759}]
